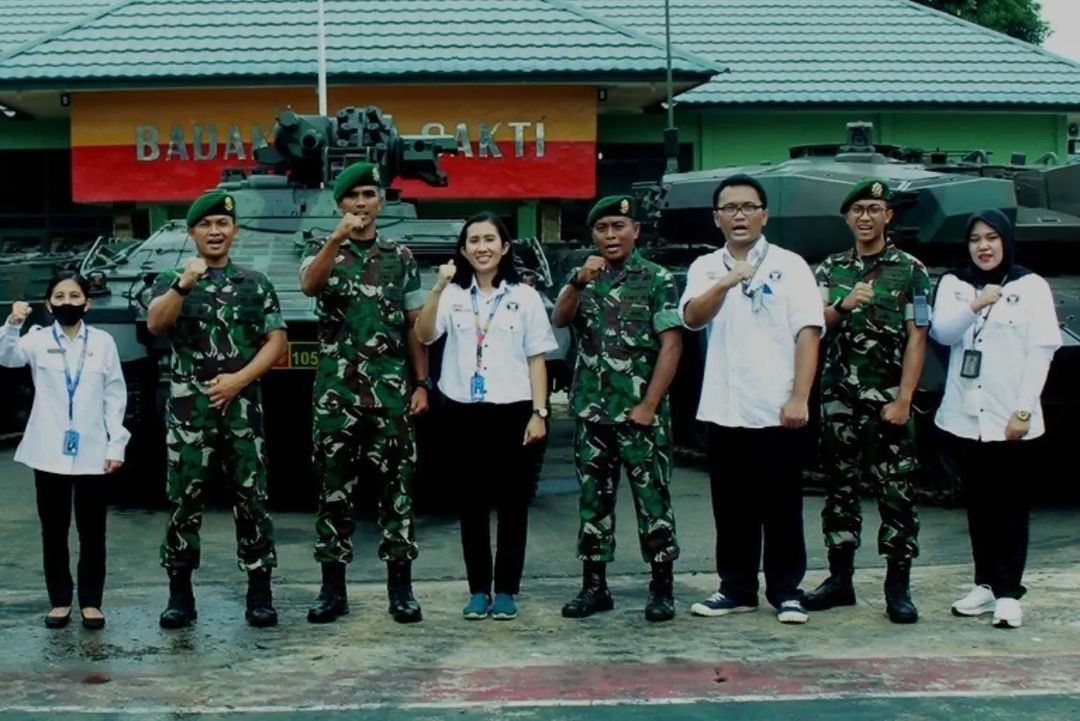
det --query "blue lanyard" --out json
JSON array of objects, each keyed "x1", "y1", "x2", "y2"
[
  {"x1": 51, "y1": 324, "x2": 89, "y2": 423},
  {"x1": 470, "y1": 286, "x2": 505, "y2": 371}
]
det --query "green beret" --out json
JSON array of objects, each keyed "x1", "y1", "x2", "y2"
[
  {"x1": 586, "y1": 195, "x2": 634, "y2": 228},
  {"x1": 840, "y1": 179, "x2": 891, "y2": 214},
  {"x1": 186, "y1": 191, "x2": 236, "y2": 228},
  {"x1": 333, "y1": 161, "x2": 383, "y2": 201}
]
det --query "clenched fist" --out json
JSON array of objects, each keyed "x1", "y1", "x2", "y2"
[
  {"x1": 971, "y1": 284, "x2": 1003, "y2": 313},
  {"x1": 723, "y1": 260, "x2": 754, "y2": 289},
  {"x1": 575, "y1": 256, "x2": 607, "y2": 286},
  {"x1": 434, "y1": 260, "x2": 456, "y2": 292},
  {"x1": 179, "y1": 257, "x2": 209, "y2": 289},
  {"x1": 331, "y1": 212, "x2": 368, "y2": 243},
  {"x1": 7, "y1": 300, "x2": 30, "y2": 325},
  {"x1": 841, "y1": 281, "x2": 875, "y2": 311}
]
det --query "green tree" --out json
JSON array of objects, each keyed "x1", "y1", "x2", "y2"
[{"x1": 914, "y1": 0, "x2": 1050, "y2": 45}]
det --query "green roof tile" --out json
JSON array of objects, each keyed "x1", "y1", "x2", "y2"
[
  {"x1": 575, "y1": 0, "x2": 1080, "y2": 107},
  {"x1": 0, "y1": 0, "x2": 115, "y2": 56},
  {"x1": 0, "y1": 0, "x2": 721, "y2": 86}
]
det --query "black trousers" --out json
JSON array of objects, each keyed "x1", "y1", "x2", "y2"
[
  {"x1": 947, "y1": 432, "x2": 1031, "y2": 599},
  {"x1": 34, "y1": 471, "x2": 109, "y2": 609},
  {"x1": 445, "y1": 399, "x2": 537, "y2": 595},
  {"x1": 707, "y1": 424, "x2": 807, "y2": 607}
]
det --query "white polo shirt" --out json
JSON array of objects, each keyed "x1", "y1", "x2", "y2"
[
  {"x1": 679, "y1": 237, "x2": 825, "y2": 429},
  {"x1": 425, "y1": 279, "x2": 558, "y2": 405},
  {"x1": 931, "y1": 272, "x2": 1061, "y2": 441},
  {"x1": 0, "y1": 320, "x2": 130, "y2": 475}
]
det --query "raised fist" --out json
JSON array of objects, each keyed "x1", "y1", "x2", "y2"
[
  {"x1": 723, "y1": 260, "x2": 754, "y2": 288},
  {"x1": 180, "y1": 257, "x2": 209, "y2": 289},
  {"x1": 435, "y1": 260, "x2": 456, "y2": 291},
  {"x1": 7, "y1": 300, "x2": 30, "y2": 325},
  {"x1": 842, "y1": 281, "x2": 875, "y2": 311},
  {"x1": 576, "y1": 256, "x2": 607, "y2": 285},
  {"x1": 972, "y1": 284, "x2": 1004, "y2": 313},
  {"x1": 331, "y1": 212, "x2": 367, "y2": 243}
]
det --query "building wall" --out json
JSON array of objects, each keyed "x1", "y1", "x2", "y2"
[{"x1": 0, "y1": 117, "x2": 69, "y2": 150}]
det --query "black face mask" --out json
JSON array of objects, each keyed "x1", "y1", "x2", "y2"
[{"x1": 51, "y1": 303, "x2": 87, "y2": 327}]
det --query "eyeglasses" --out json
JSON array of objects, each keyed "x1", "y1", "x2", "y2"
[
  {"x1": 847, "y1": 204, "x2": 887, "y2": 218},
  {"x1": 715, "y1": 203, "x2": 764, "y2": 218}
]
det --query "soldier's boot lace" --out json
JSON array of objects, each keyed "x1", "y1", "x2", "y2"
[
  {"x1": 644, "y1": 561, "x2": 676, "y2": 622},
  {"x1": 387, "y1": 560, "x2": 423, "y2": 624},
  {"x1": 801, "y1": 546, "x2": 856, "y2": 611},
  {"x1": 884, "y1": 558, "x2": 919, "y2": 624},
  {"x1": 159, "y1": 569, "x2": 197, "y2": 629},
  {"x1": 245, "y1": 568, "x2": 278, "y2": 628},
  {"x1": 307, "y1": 562, "x2": 349, "y2": 624},
  {"x1": 561, "y1": 561, "x2": 614, "y2": 618}
]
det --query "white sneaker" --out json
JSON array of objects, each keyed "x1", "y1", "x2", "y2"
[
  {"x1": 993, "y1": 598, "x2": 1022, "y2": 628},
  {"x1": 951, "y1": 585, "x2": 996, "y2": 617}
]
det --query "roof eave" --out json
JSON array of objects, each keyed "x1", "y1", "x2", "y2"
[{"x1": 679, "y1": 99, "x2": 1080, "y2": 113}]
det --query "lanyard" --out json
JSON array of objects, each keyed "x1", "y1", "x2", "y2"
[
  {"x1": 722, "y1": 241, "x2": 770, "y2": 297},
  {"x1": 51, "y1": 325, "x2": 89, "y2": 423},
  {"x1": 470, "y1": 286, "x2": 505, "y2": 371}
]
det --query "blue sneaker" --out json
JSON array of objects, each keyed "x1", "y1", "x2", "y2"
[
  {"x1": 490, "y1": 593, "x2": 518, "y2": 620},
  {"x1": 777, "y1": 599, "x2": 809, "y2": 624},
  {"x1": 463, "y1": 593, "x2": 490, "y2": 620},
  {"x1": 689, "y1": 591, "x2": 758, "y2": 617}
]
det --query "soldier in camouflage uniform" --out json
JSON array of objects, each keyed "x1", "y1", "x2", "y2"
[
  {"x1": 147, "y1": 191, "x2": 288, "y2": 629},
  {"x1": 552, "y1": 195, "x2": 683, "y2": 622},
  {"x1": 802, "y1": 179, "x2": 931, "y2": 624},
  {"x1": 299, "y1": 161, "x2": 430, "y2": 625}
]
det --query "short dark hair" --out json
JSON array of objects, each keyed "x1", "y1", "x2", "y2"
[
  {"x1": 452, "y1": 211, "x2": 521, "y2": 288},
  {"x1": 44, "y1": 270, "x2": 91, "y2": 300},
  {"x1": 712, "y1": 173, "x2": 768, "y2": 210}
]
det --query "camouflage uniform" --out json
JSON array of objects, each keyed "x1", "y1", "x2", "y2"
[
  {"x1": 152, "y1": 263, "x2": 285, "y2": 572},
  {"x1": 301, "y1": 234, "x2": 427, "y2": 564},
  {"x1": 815, "y1": 245, "x2": 932, "y2": 561},
  {"x1": 568, "y1": 251, "x2": 682, "y2": 563}
]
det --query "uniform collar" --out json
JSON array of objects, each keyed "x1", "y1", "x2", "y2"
[
  {"x1": 722, "y1": 235, "x2": 767, "y2": 265},
  {"x1": 469, "y1": 276, "x2": 509, "y2": 297},
  {"x1": 204, "y1": 259, "x2": 243, "y2": 281},
  {"x1": 51, "y1": 320, "x2": 88, "y2": 341},
  {"x1": 842, "y1": 243, "x2": 900, "y2": 266}
]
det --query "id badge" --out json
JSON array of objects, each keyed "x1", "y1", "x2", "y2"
[
  {"x1": 961, "y1": 349, "x2": 982, "y2": 379},
  {"x1": 62, "y1": 429, "x2": 80, "y2": 457},
  {"x1": 470, "y1": 372, "x2": 486, "y2": 402},
  {"x1": 751, "y1": 286, "x2": 765, "y2": 313},
  {"x1": 913, "y1": 294, "x2": 930, "y2": 327}
]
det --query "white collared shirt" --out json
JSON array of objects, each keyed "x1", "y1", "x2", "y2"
[
  {"x1": 679, "y1": 237, "x2": 825, "y2": 429},
  {"x1": 425, "y1": 279, "x2": 558, "y2": 404},
  {"x1": 0, "y1": 321, "x2": 130, "y2": 475},
  {"x1": 931, "y1": 272, "x2": 1061, "y2": 441}
]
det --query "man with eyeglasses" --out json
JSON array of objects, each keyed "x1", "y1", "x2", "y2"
[
  {"x1": 679, "y1": 173, "x2": 824, "y2": 625},
  {"x1": 802, "y1": 179, "x2": 931, "y2": 624}
]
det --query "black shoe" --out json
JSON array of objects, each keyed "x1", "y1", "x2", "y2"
[
  {"x1": 80, "y1": 608, "x2": 106, "y2": 630},
  {"x1": 644, "y1": 562, "x2": 675, "y2": 622},
  {"x1": 159, "y1": 570, "x2": 197, "y2": 629},
  {"x1": 801, "y1": 546, "x2": 856, "y2": 611},
  {"x1": 44, "y1": 607, "x2": 71, "y2": 629},
  {"x1": 307, "y1": 563, "x2": 349, "y2": 624},
  {"x1": 885, "y1": 558, "x2": 919, "y2": 624},
  {"x1": 245, "y1": 569, "x2": 278, "y2": 628},
  {"x1": 387, "y1": 561, "x2": 422, "y2": 624},
  {"x1": 562, "y1": 561, "x2": 615, "y2": 618}
]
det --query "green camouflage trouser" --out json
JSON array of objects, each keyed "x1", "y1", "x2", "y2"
[
  {"x1": 160, "y1": 393, "x2": 277, "y2": 572},
  {"x1": 820, "y1": 396, "x2": 920, "y2": 560},
  {"x1": 313, "y1": 399, "x2": 417, "y2": 564},
  {"x1": 575, "y1": 420, "x2": 679, "y2": 563}
]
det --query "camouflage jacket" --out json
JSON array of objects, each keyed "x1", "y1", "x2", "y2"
[
  {"x1": 300, "y1": 233, "x2": 426, "y2": 414},
  {"x1": 567, "y1": 251, "x2": 682, "y2": 426},
  {"x1": 815, "y1": 244, "x2": 932, "y2": 400},
  {"x1": 151, "y1": 261, "x2": 286, "y2": 426}
]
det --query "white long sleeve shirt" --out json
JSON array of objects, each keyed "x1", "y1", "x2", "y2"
[
  {"x1": 0, "y1": 320, "x2": 130, "y2": 475},
  {"x1": 931, "y1": 272, "x2": 1061, "y2": 441}
]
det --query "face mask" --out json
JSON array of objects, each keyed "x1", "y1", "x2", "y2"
[{"x1": 51, "y1": 303, "x2": 87, "y2": 327}]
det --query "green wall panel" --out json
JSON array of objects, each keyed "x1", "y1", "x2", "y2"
[{"x1": 0, "y1": 117, "x2": 70, "y2": 150}]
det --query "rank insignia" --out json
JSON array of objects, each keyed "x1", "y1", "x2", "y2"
[
  {"x1": 224, "y1": 195, "x2": 234, "y2": 212},
  {"x1": 619, "y1": 198, "x2": 630, "y2": 214},
  {"x1": 871, "y1": 182, "x2": 884, "y2": 198},
  {"x1": 372, "y1": 166, "x2": 381, "y2": 184}
]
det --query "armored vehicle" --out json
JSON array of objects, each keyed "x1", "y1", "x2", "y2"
[
  {"x1": 46, "y1": 105, "x2": 566, "y2": 511},
  {"x1": 636, "y1": 122, "x2": 1080, "y2": 501}
]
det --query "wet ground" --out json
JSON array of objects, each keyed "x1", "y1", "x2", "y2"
[{"x1": 1, "y1": 413, "x2": 1078, "y2": 720}]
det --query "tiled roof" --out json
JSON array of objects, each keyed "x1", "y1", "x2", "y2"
[
  {"x1": 576, "y1": 0, "x2": 1080, "y2": 107},
  {"x1": 0, "y1": 0, "x2": 720, "y2": 87},
  {"x1": 0, "y1": 0, "x2": 115, "y2": 56}
]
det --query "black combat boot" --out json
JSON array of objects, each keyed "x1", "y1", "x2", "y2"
[
  {"x1": 387, "y1": 561, "x2": 422, "y2": 624},
  {"x1": 801, "y1": 546, "x2": 856, "y2": 611},
  {"x1": 245, "y1": 568, "x2": 278, "y2": 628},
  {"x1": 159, "y1": 568, "x2": 197, "y2": 629},
  {"x1": 644, "y1": 561, "x2": 676, "y2": 622},
  {"x1": 307, "y1": 563, "x2": 349, "y2": 624},
  {"x1": 884, "y1": 558, "x2": 919, "y2": 624},
  {"x1": 561, "y1": 561, "x2": 615, "y2": 618}
]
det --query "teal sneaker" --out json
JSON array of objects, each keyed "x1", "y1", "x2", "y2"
[
  {"x1": 490, "y1": 593, "x2": 518, "y2": 620},
  {"x1": 463, "y1": 593, "x2": 490, "y2": 620}
]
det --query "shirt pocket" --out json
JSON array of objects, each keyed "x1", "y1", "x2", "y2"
[
  {"x1": 491, "y1": 311, "x2": 525, "y2": 338},
  {"x1": 986, "y1": 302, "x2": 1026, "y2": 339}
]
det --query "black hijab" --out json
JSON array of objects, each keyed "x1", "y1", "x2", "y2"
[{"x1": 948, "y1": 208, "x2": 1032, "y2": 288}]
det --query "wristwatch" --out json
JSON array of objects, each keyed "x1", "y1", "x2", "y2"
[
  {"x1": 831, "y1": 297, "x2": 851, "y2": 315},
  {"x1": 569, "y1": 277, "x2": 588, "y2": 291},
  {"x1": 416, "y1": 378, "x2": 435, "y2": 391},
  {"x1": 1015, "y1": 410, "x2": 1031, "y2": 422},
  {"x1": 533, "y1": 407, "x2": 550, "y2": 419},
  {"x1": 170, "y1": 277, "x2": 192, "y2": 296}
]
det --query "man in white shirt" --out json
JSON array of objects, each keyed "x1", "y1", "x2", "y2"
[{"x1": 679, "y1": 174, "x2": 824, "y2": 624}]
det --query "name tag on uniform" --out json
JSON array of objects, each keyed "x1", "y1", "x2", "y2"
[
  {"x1": 62, "y1": 429, "x2": 80, "y2": 457},
  {"x1": 961, "y1": 350, "x2": 982, "y2": 379}
]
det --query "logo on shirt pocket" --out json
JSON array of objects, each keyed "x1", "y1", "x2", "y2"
[
  {"x1": 1006, "y1": 294, "x2": 1020, "y2": 305},
  {"x1": 768, "y1": 270, "x2": 782, "y2": 281}
]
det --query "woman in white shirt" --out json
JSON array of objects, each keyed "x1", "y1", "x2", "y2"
[
  {"x1": 930, "y1": 209, "x2": 1061, "y2": 629},
  {"x1": 415, "y1": 212, "x2": 558, "y2": 622},
  {"x1": 0, "y1": 272, "x2": 130, "y2": 630}
]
